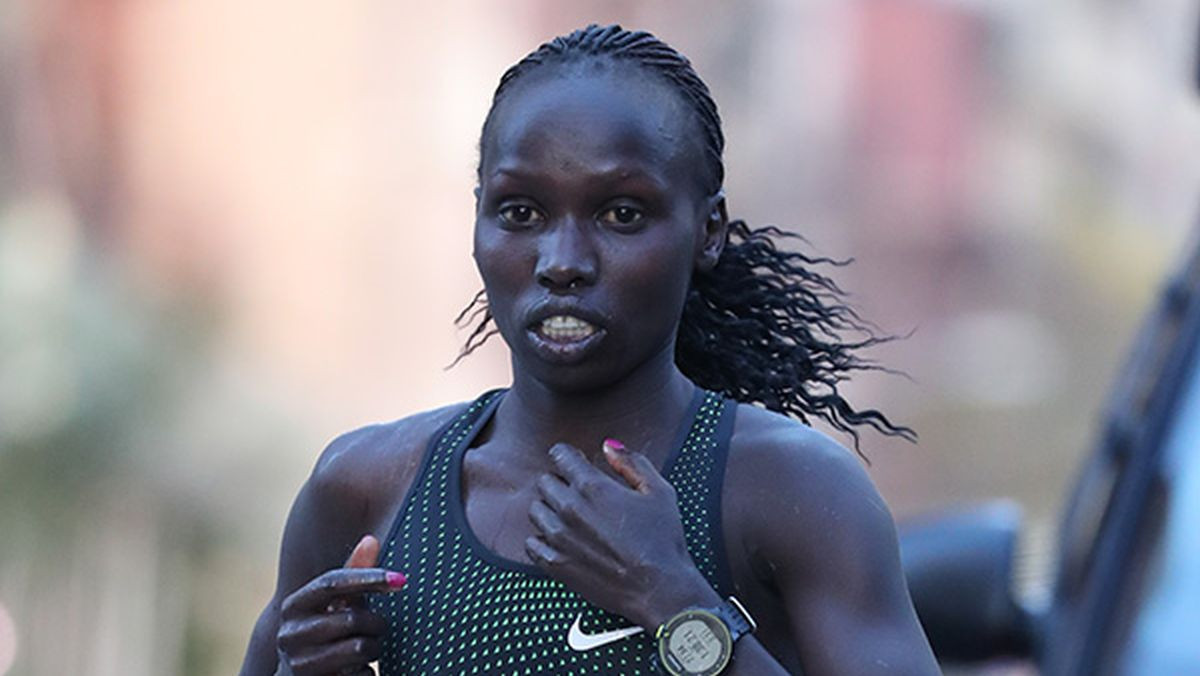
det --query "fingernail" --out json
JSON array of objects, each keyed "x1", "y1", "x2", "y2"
[
  {"x1": 386, "y1": 571, "x2": 407, "y2": 589},
  {"x1": 603, "y1": 438, "x2": 625, "y2": 452}
]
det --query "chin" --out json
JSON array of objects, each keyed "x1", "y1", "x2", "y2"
[
  {"x1": 512, "y1": 340, "x2": 680, "y2": 398},
  {"x1": 515, "y1": 355, "x2": 630, "y2": 395},
  {"x1": 508, "y1": 338, "x2": 645, "y2": 395}
]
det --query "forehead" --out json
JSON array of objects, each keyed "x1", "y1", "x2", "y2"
[{"x1": 482, "y1": 63, "x2": 704, "y2": 187}]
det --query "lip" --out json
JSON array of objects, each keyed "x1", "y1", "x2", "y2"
[{"x1": 523, "y1": 301, "x2": 609, "y2": 364}]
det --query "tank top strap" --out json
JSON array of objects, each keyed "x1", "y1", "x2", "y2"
[
  {"x1": 662, "y1": 389, "x2": 739, "y2": 597},
  {"x1": 377, "y1": 388, "x2": 505, "y2": 547}
]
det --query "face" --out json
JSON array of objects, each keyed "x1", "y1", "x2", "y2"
[{"x1": 474, "y1": 64, "x2": 725, "y2": 393}]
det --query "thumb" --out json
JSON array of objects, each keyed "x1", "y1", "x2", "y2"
[
  {"x1": 603, "y1": 438, "x2": 652, "y2": 493},
  {"x1": 344, "y1": 534, "x2": 380, "y2": 568}
]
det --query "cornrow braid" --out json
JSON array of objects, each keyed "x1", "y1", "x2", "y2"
[
  {"x1": 481, "y1": 24, "x2": 724, "y2": 191},
  {"x1": 461, "y1": 24, "x2": 914, "y2": 454}
]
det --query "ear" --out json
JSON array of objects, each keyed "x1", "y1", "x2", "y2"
[
  {"x1": 695, "y1": 191, "x2": 728, "y2": 273},
  {"x1": 473, "y1": 185, "x2": 482, "y2": 209}
]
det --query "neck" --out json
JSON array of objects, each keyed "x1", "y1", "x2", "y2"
[{"x1": 499, "y1": 347, "x2": 696, "y2": 465}]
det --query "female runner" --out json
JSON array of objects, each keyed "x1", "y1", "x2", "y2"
[{"x1": 240, "y1": 24, "x2": 939, "y2": 676}]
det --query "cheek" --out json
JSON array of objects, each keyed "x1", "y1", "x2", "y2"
[
  {"x1": 473, "y1": 228, "x2": 530, "y2": 332},
  {"x1": 609, "y1": 240, "x2": 695, "y2": 320},
  {"x1": 474, "y1": 227, "x2": 521, "y2": 289}
]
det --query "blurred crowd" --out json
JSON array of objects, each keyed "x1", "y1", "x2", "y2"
[{"x1": 2, "y1": 1, "x2": 1198, "y2": 673}]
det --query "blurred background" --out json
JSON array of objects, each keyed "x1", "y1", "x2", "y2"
[{"x1": 2, "y1": 0, "x2": 1199, "y2": 673}]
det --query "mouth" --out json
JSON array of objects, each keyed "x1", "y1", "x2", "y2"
[
  {"x1": 536, "y1": 315, "x2": 598, "y2": 343},
  {"x1": 526, "y1": 313, "x2": 607, "y2": 363}
]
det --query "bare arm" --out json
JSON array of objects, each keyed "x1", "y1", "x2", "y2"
[
  {"x1": 239, "y1": 408, "x2": 456, "y2": 676},
  {"x1": 730, "y1": 426, "x2": 940, "y2": 675},
  {"x1": 239, "y1": 430, "x2": 382, "y2": 676}
]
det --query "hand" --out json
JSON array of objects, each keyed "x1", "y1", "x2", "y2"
[
  {"x1": 276, "y1": 535, "x2": 406, "y2": 675},
  {"x1": 526, "y1": 440, "x2": 719, "y2": 630}
]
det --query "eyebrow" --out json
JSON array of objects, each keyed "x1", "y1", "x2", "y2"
[{"x1": 488, "y1": 165, "x2": 669, "y2": 191}]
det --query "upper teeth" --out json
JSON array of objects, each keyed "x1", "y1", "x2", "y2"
[{"x1": 540, "y1": 315, "x2": 596, "y2": 340}]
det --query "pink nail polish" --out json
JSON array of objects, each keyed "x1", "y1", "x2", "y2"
[
  {"x1": 603, "y1": 438, "x2": 626, "y2": 452},
  {"x1": 386, "y1": 571, "x2": 407, "y2": 589}
]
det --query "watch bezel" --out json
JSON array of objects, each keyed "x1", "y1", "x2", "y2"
[{"x1": 656, "y1": 608, "x2": 734, "y2": 676}]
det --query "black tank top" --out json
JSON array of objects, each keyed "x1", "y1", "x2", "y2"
[{"x1": 370, "y1": 387, "x2": 737, "y2": 674}]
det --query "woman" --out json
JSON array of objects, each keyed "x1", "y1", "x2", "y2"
[{"x1": 241, "y1": 24, "x2": 939, "y2": 675}]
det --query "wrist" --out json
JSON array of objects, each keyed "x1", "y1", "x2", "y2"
[{"x1": 633, "y1": 568, "x2": 722, "y2": 631}]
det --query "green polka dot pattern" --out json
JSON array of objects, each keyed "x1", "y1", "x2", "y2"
[{"x1": 370, "y1": 389, "x2": 733, "y2": 674}]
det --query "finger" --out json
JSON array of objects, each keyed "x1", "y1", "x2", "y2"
[
  {"x1": 331, "y1": 536, "x2": 393, "y2": 615},
  {"x1": 602, "y1": 438, "x2": 657, "y2": 493},
  {"x1": 282, "y1": 568, "x2": 406, "y2": 615},
  {"x1": 530, "y1": 497, "x2": 618, "y2": 564},
  {"x1": 278, "y1": 608, "x2": 388, "y2": 650},
  {"x1": 535, "y1": 472, "x2": 573, "y2": 512},
  {"x1": 288, "y1": 636, "x2": 382, "y2": 674},
  {"x1": 528, "y1": 499, "x2": 567, "y2": 543},
  {"x1": 525, "y1": 535, "x2": 563, "y2": 568},
  {"x1": 315, "y1": 535, "x2": 389, "y2": 616},
  {"x1": 548, "y1": 442, "x2": 604, "y2": 486},
  {"x1": 344, "y1": 534, "x2": 381, "y2": 568}
]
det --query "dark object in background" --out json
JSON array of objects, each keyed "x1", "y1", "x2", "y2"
[
  {"x1": 900, "y1": 179, "x2": 1200, "y2": 676},
  {"x1": 899, "y1": 501, "x2": 1033, "y2": 663}
]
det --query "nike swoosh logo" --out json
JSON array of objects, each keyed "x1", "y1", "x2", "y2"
[{"x1": 566, "y1": 613, "x2": 645, "y2": 651}]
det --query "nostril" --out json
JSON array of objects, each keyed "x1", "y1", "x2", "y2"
[
  {"x1": 537, "y1": 270, "x2": 585, "y2": 290},
  {"x1": 536, "y1": 261, "x2": 591, "y2": 291}
]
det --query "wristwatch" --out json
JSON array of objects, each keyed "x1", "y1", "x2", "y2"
[{"x1": 656, "y1": 597, "x2": 757, "y2": 675}]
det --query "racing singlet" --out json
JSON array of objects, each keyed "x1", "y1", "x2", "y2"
[{"x1": 371, "y1": 387, "x2": 737, "y2": 674}]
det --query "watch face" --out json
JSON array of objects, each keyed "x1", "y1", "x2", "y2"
[{"x1": 659, "y1": 610, "x2": 732, "y2": 676}]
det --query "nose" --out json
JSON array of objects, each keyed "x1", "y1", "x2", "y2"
[{"x1": 535, "y1": 219, "x2": 598, "y2": 291}]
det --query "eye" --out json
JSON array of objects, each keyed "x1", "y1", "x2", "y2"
[
  {"x1": 598, "y1": 205, "x2": 644, "y2": 229},
  {"x1": 498, "y1": 203, "x2": 544, "y2": 227}
]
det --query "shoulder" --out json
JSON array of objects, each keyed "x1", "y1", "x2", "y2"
[
  {"x1": 277, "y1": 401, "x2": 472, "y2": 586},
  {"x1": 306, "y1": 401, "x2": 468, "y2": 506},
  {"x1": 724, "y1": 403, "x2": 897, "y2": 582},
  {"x1": 726, "y1": 403, "x2": 886, "y2": 511}
]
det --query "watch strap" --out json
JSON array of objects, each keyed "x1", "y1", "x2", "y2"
[{"x1": 715, "y1": 597, "x2": 756, "y2": 643}]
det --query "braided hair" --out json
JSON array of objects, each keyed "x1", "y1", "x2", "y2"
[{"x1": 458, "y1": 24, "x2": 914, "y2": 452}]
